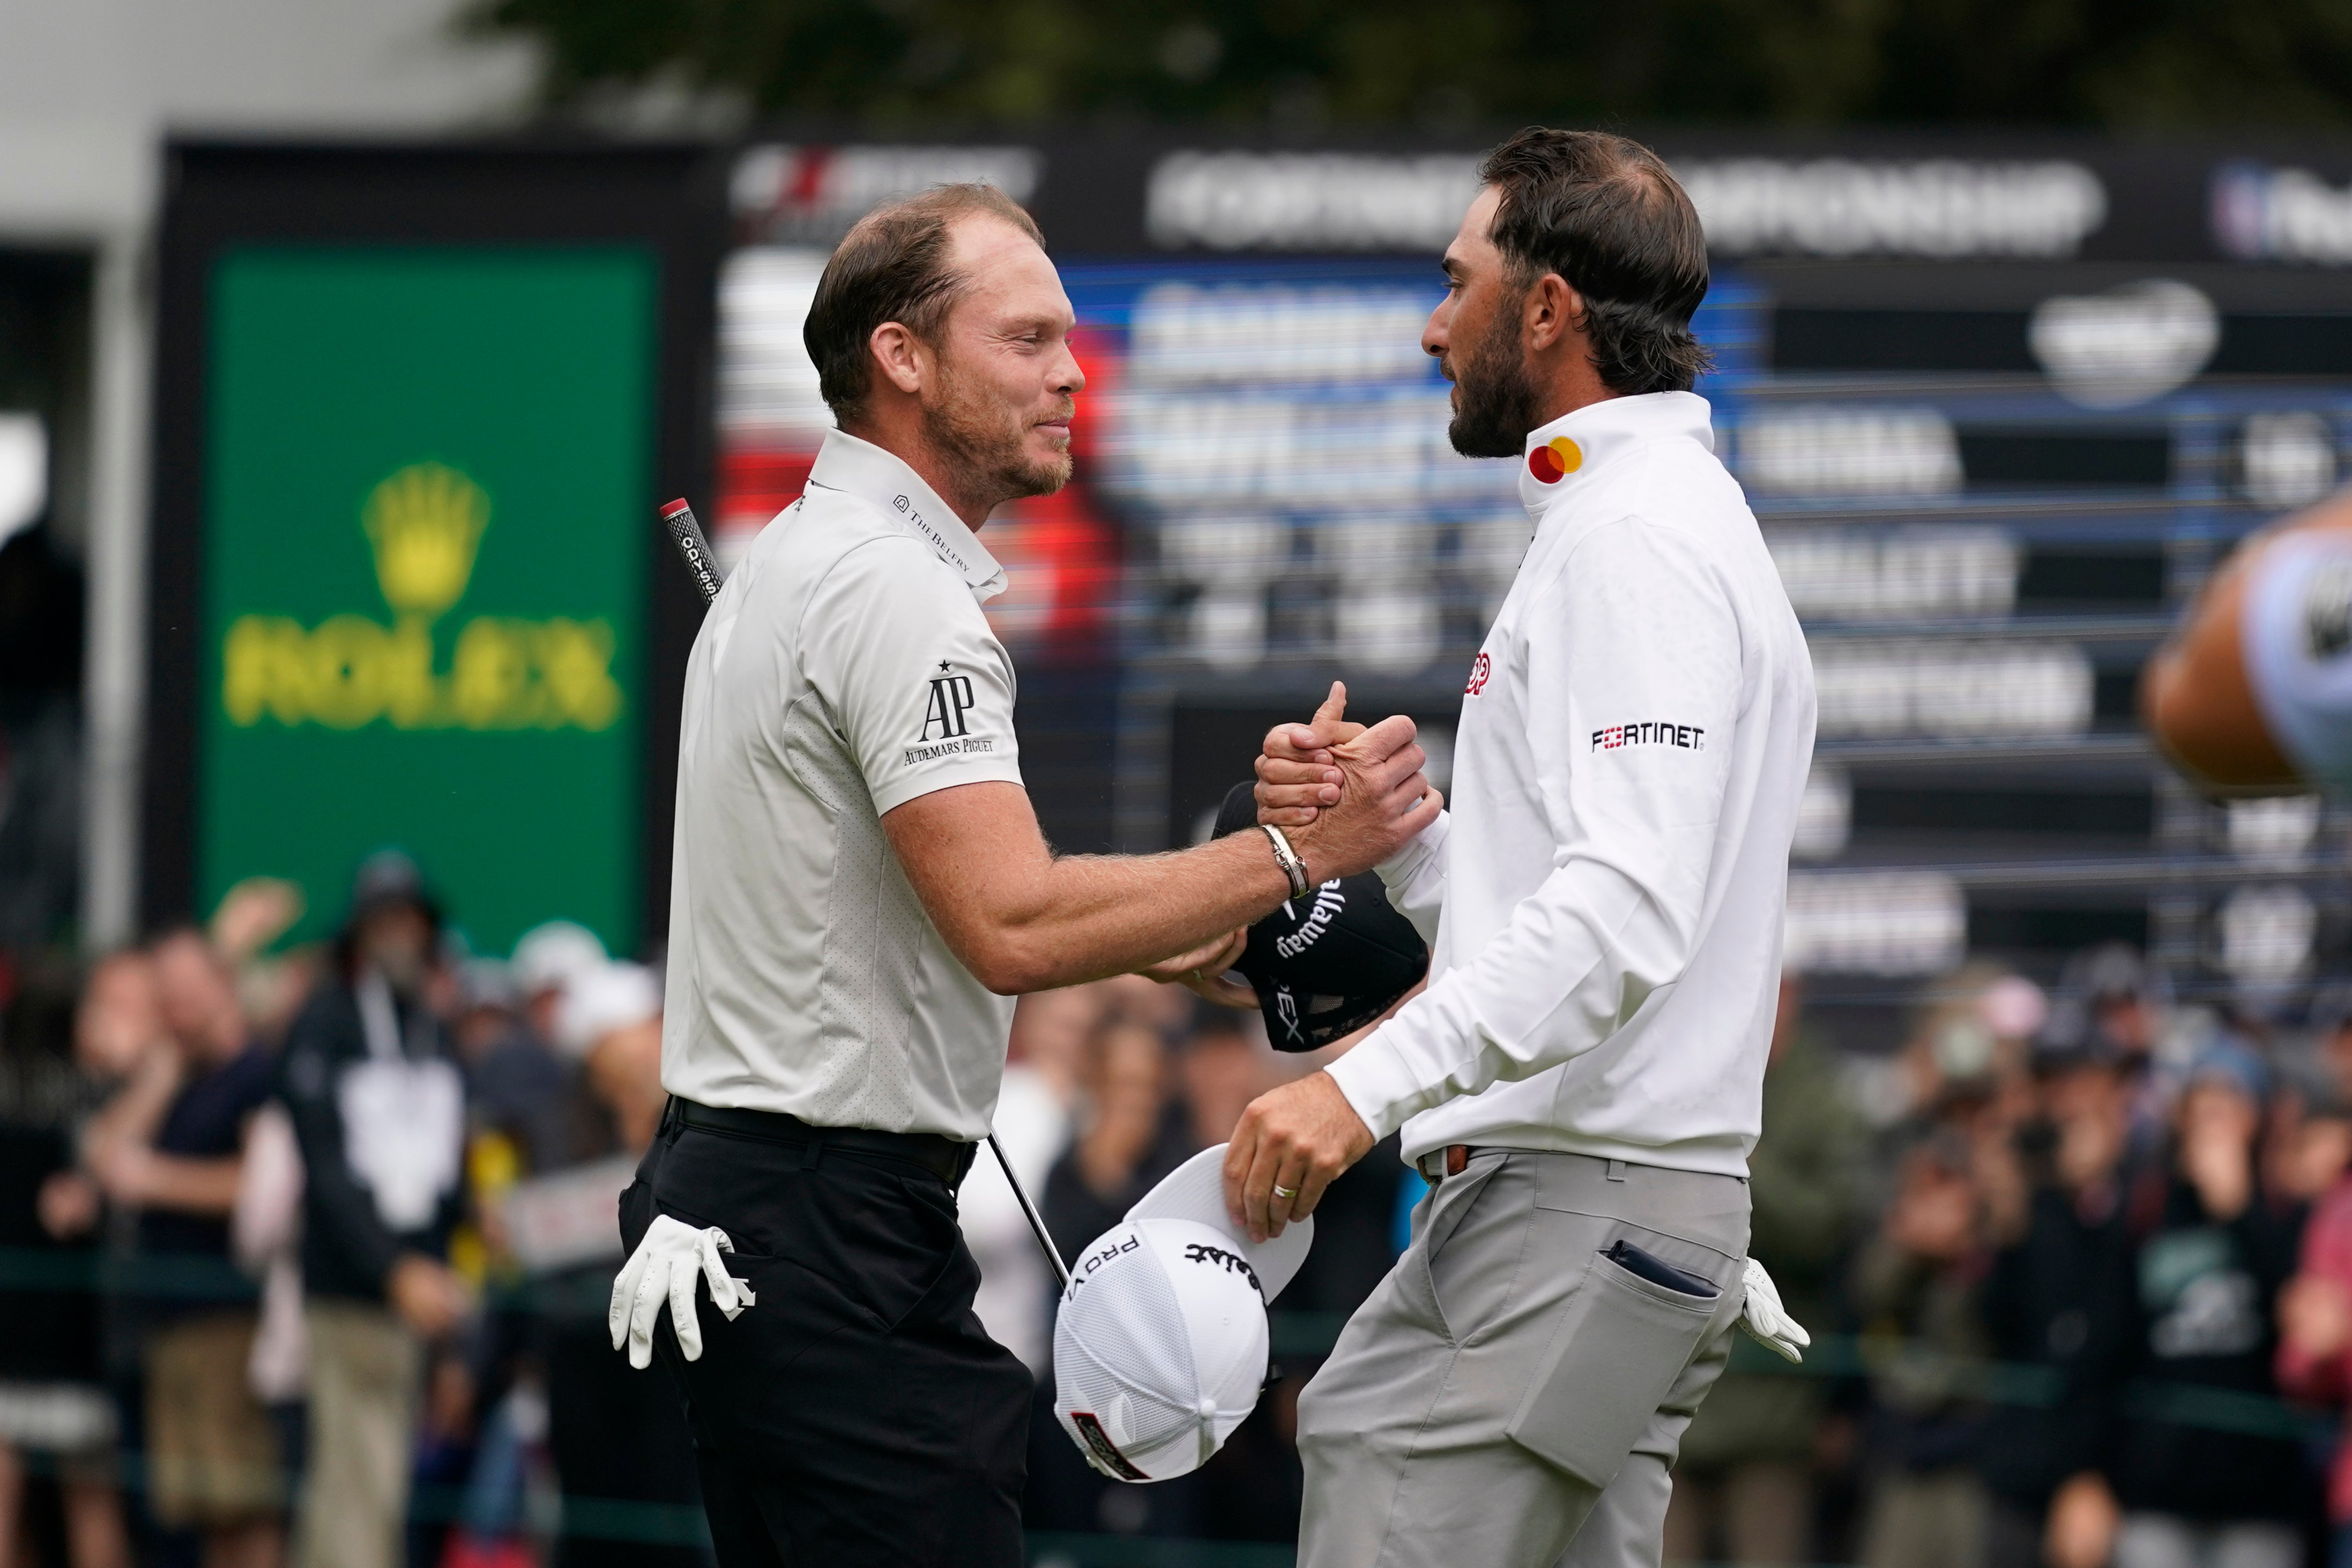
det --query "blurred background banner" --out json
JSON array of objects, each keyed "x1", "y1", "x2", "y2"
[
  {"x1": 198, "y1": 248, "x2": 653, "y2": 954},
  {"x1": 136, "y1": 143, "x2": 727, "y2": 951},
  {"x1": 699, "y1": 128, "x2": 2352, "y2": 1039}
]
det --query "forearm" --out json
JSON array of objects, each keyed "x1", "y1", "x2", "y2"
[
  {"x1": 1328, "y1": 855, "x2": 1698, "y2": 1136},
  {"x1": 125, "y1": 1155, "x2": 243, "y2": 1216},
  {"x1": 945, "y1": 831, "x2": 1294, "y2": 994},
  {"x1": 83, "y1": 1055, "x2": 180, "y2": 1165},
  {"x1": 890, "y1": 736, "x2": 1436, "y2": 994}
]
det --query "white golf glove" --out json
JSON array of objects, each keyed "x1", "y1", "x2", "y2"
[
  {"x1": 609, "y1": 1215, "x2": 757, "y2": 1369},
  {"x1": 1736, "y1": 1257, "x2": 1810, "y2": 1363}
]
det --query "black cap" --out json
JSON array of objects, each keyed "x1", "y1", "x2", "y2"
[
  {"x1": 348, "y1": 847, "x2": 441, "y2": 928},
  {"x1": 1212, "y1": 782, "x2": 1429, "y2": 1052}
]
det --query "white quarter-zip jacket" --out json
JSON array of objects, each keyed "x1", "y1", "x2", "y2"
[{"x1": 1325, "y1": 392, "x2": 1817, "y2": 1177}]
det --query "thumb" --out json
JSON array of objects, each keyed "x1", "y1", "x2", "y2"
[{"x1": 1312, "y1": 681, "x2": 1349, "y2": 730}]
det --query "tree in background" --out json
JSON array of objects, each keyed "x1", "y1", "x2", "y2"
[{"x1": 472, "y1": 0, "x2": 2352, "y2": 129}]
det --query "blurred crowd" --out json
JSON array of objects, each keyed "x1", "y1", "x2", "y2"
[
  {"x1": 10, "y1": 849, "x2": 2352, "y2": 1568},
  {"x1": 1670, "y1": 949, "x2": 2352, "y2": 1568}
]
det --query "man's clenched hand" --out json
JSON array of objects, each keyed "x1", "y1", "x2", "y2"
[
  {"x1": 1138, "y1": 927, "x2": 1259, "y2": 1008},
  {"x1": 1223, "y1": 1072, "x2": 1376, "y2": 1243},
  {"x1": 1255, "y1": 682, "x2": 1364, "y2": 827},
  {"x1": 610, "y1": 1214, "x2": 756, "y2": 1369},
  {"x1": 1281, "y1": 702, "x2": 1441, "y2": 884}
]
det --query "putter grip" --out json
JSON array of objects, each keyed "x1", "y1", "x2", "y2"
[{"x1": 661, "y1": 498, "x2": 725, "y2": 604}]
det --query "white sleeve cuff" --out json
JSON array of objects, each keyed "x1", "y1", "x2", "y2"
[
  {"x1": 1324, "y1": 1031, "x2": 1427, "y2": 1141},
  {"x1": 1376, "y1": 808, "x2": 1450, "y2": 887}
]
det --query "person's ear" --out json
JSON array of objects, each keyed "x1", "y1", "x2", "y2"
[
  {"x1": 869, "y1": 321, "x2": 928, "y2": 397},
  {"x1": 1524, "y1": 274, "x2": 1583, "y2": 353}
]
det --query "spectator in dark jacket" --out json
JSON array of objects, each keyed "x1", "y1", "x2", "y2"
[
  {"x1": 2100, "y1": 1043, "x2": 2306, "y2": 1568},
  {"x1": 279, "y1": 852, "x2": 469, "y2": 1568},
  {"x1": 1977, "y1": 1039, "x2": 2139, "y2": 1568},
  {"x1": 1854, "y1": 1128, "x2": 1995, "y2": 1568},
  {"x1": 1673, "y1": 975, "x2": 1870, "y2": 1568}
]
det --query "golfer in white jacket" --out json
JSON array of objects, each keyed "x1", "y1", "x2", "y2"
[{"x1": 1230, "y1": 128, "x2": 1818, "y2": 1568}]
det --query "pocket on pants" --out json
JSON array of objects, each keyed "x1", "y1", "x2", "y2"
[{"x1": 1504, "y1": 1244, "x2": 1723, "y2": 1489}]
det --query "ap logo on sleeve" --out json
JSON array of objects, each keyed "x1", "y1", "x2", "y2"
[{"x1": 903, "y1": 661, "x2": 996, "y2": 765}]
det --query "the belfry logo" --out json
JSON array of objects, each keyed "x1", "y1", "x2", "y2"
[{"x1": 221, "y1": 461, "x2": 624, "y2": 733}]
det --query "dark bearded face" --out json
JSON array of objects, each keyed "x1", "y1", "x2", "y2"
[{"x1": 1445, "y1": 280, "x2": 1545, "y2": 459}]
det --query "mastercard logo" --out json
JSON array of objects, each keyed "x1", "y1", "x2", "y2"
[{"x1": 1528, "y1": 437, "x2": 1583, "y2": 483}]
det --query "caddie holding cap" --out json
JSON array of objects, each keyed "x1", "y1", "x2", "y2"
[
  {"x1": 1235, "y1": 129, "x2": 1820, "y2": 1568},
  {"x1": 605, "y1": 183, "x2": 1439, "y2": 1568}
]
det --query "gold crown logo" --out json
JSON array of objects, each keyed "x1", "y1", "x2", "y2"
[{"x1": 363, "y1": 461, "x2": 489, "y2": 620}]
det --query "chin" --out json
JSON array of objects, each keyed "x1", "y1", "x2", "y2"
[{"x1": 1030, "y1": 454, "x2": 1074, "y2": 496}]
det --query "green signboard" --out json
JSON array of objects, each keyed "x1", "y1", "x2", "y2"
[{"x1": 198, "y1": 247, "x2": 657, "y2": 955}]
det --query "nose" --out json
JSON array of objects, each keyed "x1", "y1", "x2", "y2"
[
  {"x1": 1422, "y1": 299, "x2": 1448, "y2": 360},
  {"x1": 1055, "y1": 339, "x2": 1085, "y2": 397}
]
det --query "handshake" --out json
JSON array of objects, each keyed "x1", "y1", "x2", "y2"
[
  {"x1": 1248, "y1": 680, "x2": 1442, "y2": 881},
  {"x1": 1142, "y1": 681, "x2": 1441, "y2": 1006}
]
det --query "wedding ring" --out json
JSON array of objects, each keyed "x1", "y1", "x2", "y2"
[{"x1": 1272, "y1": 1184, "x2": 1298, "y2": 1200}]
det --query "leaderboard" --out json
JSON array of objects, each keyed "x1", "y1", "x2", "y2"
[{"x1": 713, "y1": 131, "x2": 2352, "y2": 1028}]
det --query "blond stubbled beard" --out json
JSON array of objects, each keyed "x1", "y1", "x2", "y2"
[{"x1": 921, "y1": 348, "x2": 1073, "y2": 506}]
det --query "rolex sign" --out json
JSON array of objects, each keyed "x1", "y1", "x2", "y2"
[{"x1": 198, "y1": 249, "x2": 656, "y2": 953}]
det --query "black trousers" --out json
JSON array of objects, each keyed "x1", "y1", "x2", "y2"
[{"x1": 620, "y1": 1114, "x2": 1031, "y2": 1568}]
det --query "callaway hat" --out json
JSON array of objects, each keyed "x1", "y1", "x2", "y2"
[
  {"x1": 1052, "y1": 1145, "x2": 1312, "y2": 1482},
  {"x1": 1211, "y1": 781, "x2": 1428, "y2": 1051}
]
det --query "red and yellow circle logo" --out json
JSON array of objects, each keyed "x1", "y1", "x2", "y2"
[{"x1": 1527, "y1": 437, "x2": 1582, "y2": 483}]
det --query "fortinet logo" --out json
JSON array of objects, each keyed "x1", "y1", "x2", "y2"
[
  {"x1": 1147, "y1": 152, "x2": 1480, "y2": 251},
  {"x1": 1593, "y1": 722, "x2": 1705, "y2": 752}
]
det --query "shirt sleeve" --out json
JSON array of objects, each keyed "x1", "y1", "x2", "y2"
[
  {"x1": 1327, "y1": 516, "x2": 1742, "y2": 1138},
  {"x1": 805, "y1": 538, "x2": 1025, "y2": 816},
  {"x1": 1376, "y1": 810, "x2": 1451, "y2": 946}
]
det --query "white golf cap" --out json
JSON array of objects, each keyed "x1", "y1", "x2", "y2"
[
  {"x1": 1125, "y1": 1143, "x2": 1313, "y2": 1303},
  {"x1": 554, "y1": 961, "x2": 660, "y2": 1059},
  {"x1": 510, "y1": 920, "x2": 607, "y2": 999},
  {"x1": 1052, "y1": 1217, "x2": 1271, "y2": 1483}
]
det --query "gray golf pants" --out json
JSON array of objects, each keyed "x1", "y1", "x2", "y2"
[{"x1": 1297, "y1": 1149, "x2": 1751, "y2": 1568}]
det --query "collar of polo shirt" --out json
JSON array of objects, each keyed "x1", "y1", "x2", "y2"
[
  {"x1": 806, "y1": 429, "x2": 1011, "y2": 603},
  {"x1": 1516, "y1": 390, "x2": 1718, "y2": 518}
]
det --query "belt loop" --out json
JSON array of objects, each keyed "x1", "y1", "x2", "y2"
[
  {"x1": 660, "y1": 1096, "x2": 683, "y2": 1147},
  {"x1": 1606, "y1": 1159, "x2": 1627, "y2": 1182},
  {"x1": 799, "y1": 1130, "x2": 824, "y2": 1171}
]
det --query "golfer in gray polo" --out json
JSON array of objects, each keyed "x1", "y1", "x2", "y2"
[{"x1": 1230, "y1": 128, "x2": 1817, "y2": 1568}]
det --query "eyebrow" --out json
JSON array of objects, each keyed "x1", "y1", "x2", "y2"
[{"x1": 995, "y1": 308, "x2": 1069, "y2": 333}]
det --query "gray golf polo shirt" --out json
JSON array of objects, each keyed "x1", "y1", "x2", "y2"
[{"x1": 660, "y1": 429, "x2": 1024, "y2": 1140}]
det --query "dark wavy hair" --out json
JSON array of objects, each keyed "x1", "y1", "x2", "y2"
[
  {"x1": 803, "y1": 183, "x2": 1046, "y2": 424},
  {"x1": 1477, "y1": 129, "x2": 1712, "y2": 395}
]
